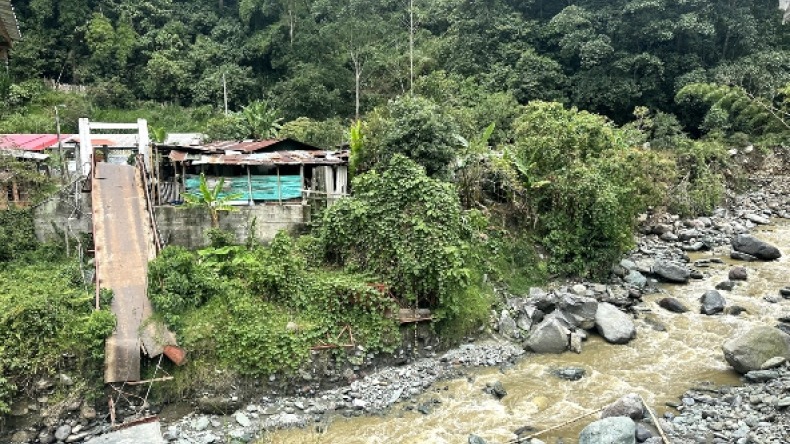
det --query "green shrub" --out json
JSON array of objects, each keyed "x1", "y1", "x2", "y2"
[
  {"x1": 0, "y1": 260, "x2": 114, "y2": 413},
  {"x1": 319, "y1": 155, "x2": 470, "y2": 315},
  {"x1": 668, "y1": 141, "x2": 730, "y2": 216},
  {"x1": 512, "y1": 102, "x2": 672, "y2": 276},
  {"x1": 0, "y1": 209, "x2": 38, "y2": 262},
  {"x1": 148, "y1": 246, "x2": 225, "y2": 329}
]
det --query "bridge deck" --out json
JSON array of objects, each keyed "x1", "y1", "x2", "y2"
[{"x1": 93, "y1": 163, "x2": 157, "y2": 383}]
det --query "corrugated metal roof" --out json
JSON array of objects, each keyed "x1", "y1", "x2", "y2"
[
  {"x1": 161, "y1": 138, "x2": 324, "y2": 154},
  {"x1": 163, "y1": 133, "x2": 205, "y2": 147},
  {"x1": 0, "y1": 0, "x2": 21, "y2": 43},
  {"x1": 0, "y1": 134, "x2": 71, "y2": 151},
  {"x1": 66, "y1": 134, "x2": 140, "y2": 148},
  {"x1": 169, "y1": 149, "x2": 348, "y2": 166}
]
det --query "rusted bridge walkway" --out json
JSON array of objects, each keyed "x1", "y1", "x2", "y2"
[{"x1": 92, "y1": 162, "x2": 178, "y2": 383}]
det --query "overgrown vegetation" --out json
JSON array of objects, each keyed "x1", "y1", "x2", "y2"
[
  {"x1": 0, "y1": 214, "x2": 114, "y2": 414},
  {"x1": 149, "y1": 233, "x2": 400, "y2": 377}
]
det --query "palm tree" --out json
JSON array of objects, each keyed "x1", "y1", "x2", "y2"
[
  {"x1": 184, "y1": 173, "x2": 243, "y2": 228},
  {"x1": 242, "y1": 100, "x2": 284, "y2": 140}
]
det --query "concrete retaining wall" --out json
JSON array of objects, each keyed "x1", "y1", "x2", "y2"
[
  {"x1": 154, "y1": 204, "x2": 308, "y2": 249},
  {"x1": 32, "y1": 181, "x2": 93, "y2": 243}
]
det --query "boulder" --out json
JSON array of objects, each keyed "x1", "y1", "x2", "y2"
[
  {"x1": 653, "y1": 262, "x2": 690, "y2": 283},
  {"x1": 731, "y1": 234, "x2": 782, "y2": 260},
  {"x1": 595, "y1": 303, "x2": 636, "y2": 344},
  {"x1": 498, "y1": 310, "x2": 520, "y2": 339},
  {"x1": 728, "y1": 266, "x2": 748, "y2": 281},
  {"x1": 625, "y1": 270, "x2": 647, "y2": 289},
  {"x1": 658, "y1": 298, "x2": 688, "y2": 313},
  {"x1": 731, "y1": 251, "x2": 758, "y2": 262},
  {"x1": 468, "y1": 435, "x2": 488, "y2": 444},
  {"x1": 579, "y1": 417, "x2": 636, "y2": 444},
  {"x1": 552, "y1": 367, "x2": 586, "y2": 381},
  {"x1": 722, "y1": 326, "x2": 790, "y2": 374},
  {"x1": 601, "y1": 393, "x2": 644, "y2": 420},
  {"x1": 560, "y1": 294, "x2": 598, "y2": 330},
  {"x1": 700, "y1": 290, "x2": 725, "y2": 315},
  {"x1": 746, "y1": 213, "x2": 770, "y2": 225},
  {"x1": 525, "y1": 316, "x2": 570, "y2": 354},
  {"x1": 55, "y1": 425, "x2": 72, "y2": 442},
  {"x1": 651, "y1": 224, "x2": 672, "y2": 235},
  {"x1": 715, "y1": 281, "x2": 735, "y2": 291},
  {"x1": 484, "y1": 381, "x2": 507, "y2": 399},
  {"x1": 529, "y1": 288, "x2": 558, "y2": 312}
]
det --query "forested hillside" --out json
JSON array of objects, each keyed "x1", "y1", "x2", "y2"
[{"x1": 6, "y1": 0, "x2": 790, "y2": 131}]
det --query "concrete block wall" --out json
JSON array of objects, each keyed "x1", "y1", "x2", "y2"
[
  {"x1": 154, "y1": 204, "x2": 308, "y2": 249},
  {"x1": 33, "y1": 183, "x2": 93, "y2": 243}
]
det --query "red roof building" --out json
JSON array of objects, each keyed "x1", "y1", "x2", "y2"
[{"x1": 0, "y1": 134, "x2": 72, "y2": 152}]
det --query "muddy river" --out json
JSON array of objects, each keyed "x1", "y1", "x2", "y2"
[{"x1": 269, "y1": 223, "x2": 790, "y2": 444}]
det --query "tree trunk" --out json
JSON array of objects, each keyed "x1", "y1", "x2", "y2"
[
  {"x1": 289, "y1": 8, "x2": 295, "y2": 46},
  {"x1": 353, "y1": 57, "x2": 362, "y2": 121}
]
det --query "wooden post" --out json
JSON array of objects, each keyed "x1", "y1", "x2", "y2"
[
  {"x1": 299, "y1": 164, "x2": 305, "y2": 205},
  {"x1": 246, "y1": 165, "x2": 253, "y2": 206},
  {"x1": 11, "y1": 180, "x2": 19, "y2": 204},
  {"x1": 276, "y1": 166, "x2": 282, "y2": 205}
]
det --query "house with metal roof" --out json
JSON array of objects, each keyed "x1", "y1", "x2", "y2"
[
  {"x1": 151, "y1": 138, "x2": 350, "y2": 248},
  {"x1": 154, "y1": 138, "x2": 349, "y2": 206}
]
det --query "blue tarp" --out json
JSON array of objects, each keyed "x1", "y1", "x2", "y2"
[{"x1": 185, "y1": 175, "x2": 302, "y2": 201}]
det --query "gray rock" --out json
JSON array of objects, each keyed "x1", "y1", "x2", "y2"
[
  {"x1": 498, "y1": 310, "x2": 519, "y2": 339},
  {"x1": 635, "y1": 423, "x2": 653, "y2": 442},
  {"x1": 468, "y1": 435, "x2": 487, "y2": 444},
  {"x1": 579, "y1": 417, "x2": 636, "y2": 444},
  {"x1": 744, "y1": 370, "x2": 780, "y2": 382},
  {"x1": 651, "y1": 224, "x2": 673, "y2": 235},
  {"x1": 625, "y1": 270, "x2": 647, "y2": 289},
  {"x1": 653, "y1": 262, "x2": 690, "y2": 283},
  {"x1": 484, "y1": 381, "x2": 507, "y2": 399},
  {"x1": 660, "y1": 232, "x2": 678, "y2": 242},
  {"x1": 715, "y1": 281, "x2": 735, "y2": 291},
  {"x1": 38, "y1": 431, "x2": 55, "y2": 444},
  {"x1": 731, "y1": 251, "x2": 758, "y2": 261},
  {"x1": 234, "y1": 412, "x2": 252, "y2": 427},
  {"x1": 55, "y1": 425, "x2": 72, "y2": 441},
  {"x1": 731, "y1": 234, "x2": 782, "y2": 260},
  {"x1": 560, "y1": 295, "x2": 598, "y2": 330},
  {"x1": 700, "y1": 290, "x2": 726, "y2": 315},
  {"x1": 722, "y1": 326, "x2": 790, "y2": 374},
  {"x1": 746, "y1": 213, "x2": 770, "y2": 225},
  {"x1": 601, "y1": 393, "x2": 644, "y2": 420},
  {"x1": 10, "y1": 431, "x2": 31, "y2": 443},
  {"x1": 525, "y1": 316, "x2": 570, "y2": 354},
  {"x1": 202, "y1": 433, "x2": 218, "y2": 443},
  {"x1": 572, "y1": 284, "x2": 588, "y2": 295},
  {"x1": 760, "y1": 356, "x2": 786, "y2": 369},
  {"x1": 595, "y1": 303, "x2": 636, "y2": 344},
  {"x1": 658, "y1": 298, "x2": 688, "y2": 313},
  {"x1": 552, "y1": 367, "x2": 586, "y2": 381},
  {"x1": 729, "y1": 266, "x2": 748, "y2": 281},
  {"x1": 192, "y1": 416, "x2": 210, "y2": 431}
]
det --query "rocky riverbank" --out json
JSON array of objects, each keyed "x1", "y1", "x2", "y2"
[
  {"x1": 162, "y1": 340, "x2": 525, "y2": 443},
  {"x1": 666, "y1": 361, "x2": 790, "y2": 444}
]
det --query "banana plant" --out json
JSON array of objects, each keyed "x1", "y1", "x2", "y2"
[
  {"x1": 184, "y1": 173, "x2": 244, "y2": 228},
  {"x1": 242, "y1": 100, "x2": 284, "y2": 139}
]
